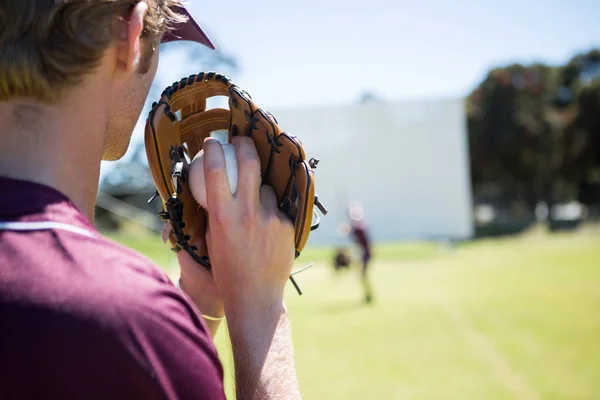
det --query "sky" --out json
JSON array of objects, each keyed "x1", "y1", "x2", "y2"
[
  {"x1": 100, "y1": 0, "x2": 600, "y2": 177},
  {"x1": 183, "y1": 0, "x2": 600, "y2": 108}
]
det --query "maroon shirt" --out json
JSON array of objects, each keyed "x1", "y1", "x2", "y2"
[
  {"x1": 351, "y1": 221, "x2": 371, "y2": 256},
  {"x1": 0, "y1": 176, "x2": 225, "y2": 399}
]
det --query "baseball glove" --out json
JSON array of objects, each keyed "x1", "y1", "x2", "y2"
[{"x1": 145, "y1": 72, "x2": 327, "y2": 287}]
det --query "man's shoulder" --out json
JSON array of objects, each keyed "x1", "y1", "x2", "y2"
[
  {"x1": 53, "y1": 233, "x2": 202, "y2": 335},
  {"x1": 0, "y1": 230, "x2": 225, "y2": 399},
  {"x1": 0, "y1": 274, "x2": 225, "y2": 400},
  {"x1": 1, "y1": 227, "x2": 199, "y2": 341},
  {"x1": 65, "y1": 236, "x2": 226, "y2": 399},
  {"x1": 88, "y1": 233, "x2": 172, "y2": 281}
]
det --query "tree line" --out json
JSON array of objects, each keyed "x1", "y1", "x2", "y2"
[{"x1": 467, "y1": 49, "x2": 600, "y2": 218}]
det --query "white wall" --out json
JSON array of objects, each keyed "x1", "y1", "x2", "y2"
[{"x1": 270, "y1": 97, "x2": 474, "y2": 246}]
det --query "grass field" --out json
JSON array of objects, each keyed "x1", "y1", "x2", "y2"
[{"x1": 108, "y1": 226, "x2": 600, "y2": 400}]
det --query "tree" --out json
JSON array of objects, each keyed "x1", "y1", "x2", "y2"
[
  {"x1": 555, "y1": 50, "x2": 600, "y2": 206},
  {"x1": 467, "y1": 63, "x2": 564, "y2": 212},
  {"x1": 467, "y1": 48, "x2": 600, "y2": 225}
]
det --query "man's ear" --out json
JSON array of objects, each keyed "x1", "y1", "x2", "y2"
[{"x1": 115, "y1": 1, "x2": 149, "y2": 73}]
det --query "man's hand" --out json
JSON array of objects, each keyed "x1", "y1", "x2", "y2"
[
  {"x1": 164, "y1": 223, "x2": 224, "y2": 338},
  {"x1": 203, "y1": 136, "x2": 296, "y2": 305},
  {"x1": 203, "y1": 135, "x2": 301, "y2": 400}
]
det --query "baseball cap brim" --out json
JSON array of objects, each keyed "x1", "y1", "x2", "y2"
[{"x1": 161, "y1": 5, "x2": 216, "y2": 50}]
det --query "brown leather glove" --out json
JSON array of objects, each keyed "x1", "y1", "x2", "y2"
[{"x1": 145, "y1": 72, "x2": 327, "y2": 273}]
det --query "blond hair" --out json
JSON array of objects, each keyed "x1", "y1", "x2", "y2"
[{"x1": 0, "y1": 0, "x2": 186, "y2": 102}]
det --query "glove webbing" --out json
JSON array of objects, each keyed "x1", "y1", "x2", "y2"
[
  {"x1": 159, "y1": 145, "x2": 212, "y2": 269},
  {"x1": 148, "y1": 72, "x2": 329, "y2": 295}
]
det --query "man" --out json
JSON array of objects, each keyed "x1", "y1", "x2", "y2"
[
  {"x1": 340, "y1": 202, "x2": 374, "y2": 304},
  {"x1": 0, "y1": 1, "x2": 300, "y2": 399}
]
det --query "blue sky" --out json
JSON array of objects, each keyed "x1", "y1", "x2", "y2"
[
  {"x1": 100, "y1": 0, "x2": 599, "y2": 178},
  {"x1": 182, "y1": 0, "x2": 600, "y2": 108}
]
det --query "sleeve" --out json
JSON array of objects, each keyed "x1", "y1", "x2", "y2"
[
  {"x1": 115, "y1": 282, "x2": 227, "y2": 400},
  {"x1": 0, "y1": 297, "x2": 225, "y2": 400},
  {"x1": 94, "y1": 242, "x2": 227, "y2": 399}
]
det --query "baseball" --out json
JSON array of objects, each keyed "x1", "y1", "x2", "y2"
[{"x1": 188, "y1": 142, "x2": 238, "y2": 208}]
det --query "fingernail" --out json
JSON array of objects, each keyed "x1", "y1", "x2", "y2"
[
  {"x1": 203, "y1": 138, "x2": 225, "y2": 170},
  {"x1": 203, "y1": 138, "x2": 221, "y2": 155}
]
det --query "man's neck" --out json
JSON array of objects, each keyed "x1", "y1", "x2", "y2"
[{"x1": 0, "y1": 95, "x2": 109, "y2": 222}]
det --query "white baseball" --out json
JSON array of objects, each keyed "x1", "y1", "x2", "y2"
[{"x1": 188, "y1": 142, "x2": 238, "y2": 208}]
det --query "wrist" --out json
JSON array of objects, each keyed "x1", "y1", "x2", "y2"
[
  {"x1": 178, "y1": 277, "x2": 225, "y2": 319},
  {"x1": 224, "y1": 292, "x2": 287, "y2": 321}
]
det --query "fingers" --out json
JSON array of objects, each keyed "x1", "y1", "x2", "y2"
[
  {"x1": 231, "y1": 136, "x2": 261, "y2": 206},
  {"x1": 259, "y1": 185, "x2": 278, "y2": 212},
  {"x1": 260, "y1": 185, "x2": 293, "y2": 229},
  {"x1": 203, "y1": 138, "x2": 233, "y2": 208}
]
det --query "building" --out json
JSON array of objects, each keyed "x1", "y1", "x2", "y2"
[{"x1": 270, "y1": 97, "x2": 473, "y2": 246}]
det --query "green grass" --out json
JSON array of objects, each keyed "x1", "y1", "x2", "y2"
[{"x1": 108, "y1": 226, "x2": 600, "y2": 399}]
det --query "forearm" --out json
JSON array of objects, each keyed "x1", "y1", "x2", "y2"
[{"x1": 226, "y1": 299, "x2": 300, "y2": 400}]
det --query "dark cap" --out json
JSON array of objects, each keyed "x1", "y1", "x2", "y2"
[{"x1": 161, "y1": 5, "x2": 216, "y2": 50}]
